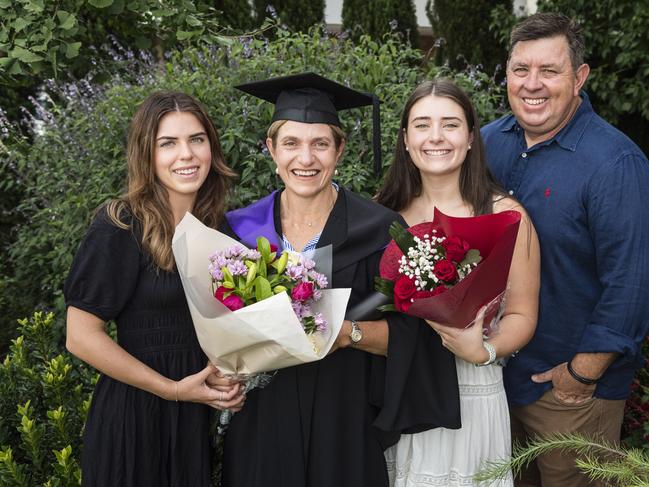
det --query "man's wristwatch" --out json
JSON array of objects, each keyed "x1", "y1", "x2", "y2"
[
  {"x1": 475, "y1": 341, "x2": 496, "y2": 367},
  {"x1": 349, "y1": 320, "x2": 363, "y2": 344}
]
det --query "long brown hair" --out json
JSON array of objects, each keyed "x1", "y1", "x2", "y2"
[
  {"x1": 106, "y1": 91, "x2": 236, "y2": 271},
  {"x1": 376, "y1": 78, "x2": 504, "y2": 216}
]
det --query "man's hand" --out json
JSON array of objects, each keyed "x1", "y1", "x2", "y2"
[{"x1": 532, "y1": 362, "x2": 595, "y2": 406}]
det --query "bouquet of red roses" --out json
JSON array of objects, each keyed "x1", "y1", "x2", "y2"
[{"x1": 376, "y1": 208, "x2": 521, "y2": 332}]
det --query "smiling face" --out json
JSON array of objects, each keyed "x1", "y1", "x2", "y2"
[
  {"x1": 404, "y1": 95, "x2": 473, "y2": 181},
  {"x1": 267, "y1": 120, "x2": 344, "y2": 199},
  {"x1": 154, "y1": 111, "x2": 212, "y2": 207},
  {"x1": 507, "y1": 35, "x2": 589, "y2": 146}
]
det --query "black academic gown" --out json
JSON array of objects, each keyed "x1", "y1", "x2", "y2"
[{"x1": 220, "y1": 188, "x2": 460, "y2": 487}]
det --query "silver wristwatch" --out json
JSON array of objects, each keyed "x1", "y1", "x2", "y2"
[
  {"x1": 475, "y1": 341, "x2": 496, "y2": 367},
  {"x1": 350, "y1": 320, "x2": 362, "y2": 344}
]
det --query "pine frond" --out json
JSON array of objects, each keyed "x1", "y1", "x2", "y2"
[{"x1": 475, "y1": 433, "x2": 649, "y2": 485}]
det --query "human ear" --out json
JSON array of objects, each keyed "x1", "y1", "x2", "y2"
[{"x1": 574, "y1": 63, "x2": 590, "y2": 95}]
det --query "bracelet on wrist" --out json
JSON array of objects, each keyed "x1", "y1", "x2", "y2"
[
  {"x1": 567, "y1": 360, "x2": 599, "y2": 385},
  {"x1": 475, "y1": 341, "x2": 496, "y2": 367}
]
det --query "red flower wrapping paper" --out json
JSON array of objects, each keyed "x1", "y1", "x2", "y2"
[{"x1": 379, "y1": 207, "x2": 521, "y2": 330}]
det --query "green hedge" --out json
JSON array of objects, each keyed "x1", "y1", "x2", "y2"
[
  {"x1": 0, "y1": 312, "x2": 94, "y2": 486},
  {"x1": 0, "y1": 26, "x2": 506, "y2": 346}
]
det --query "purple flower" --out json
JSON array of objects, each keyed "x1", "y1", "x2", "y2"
[
  {"x1": 246, "y1": 249, "x2": 261, "y2": 261},
  {"x1": 224, "y1": 245, "x2": 246, "y2": 259},
  {"x1": 291, "y1": 301, "x2": 304, "y2": 318},
  {"x1": 309, "y1": 271, "x2": 328, "y2": 289},
  {"x1": 208, "y1": 264, "x2": 224, "y2": 281},
  {"x1": 227, "y1": 260, "x2": 248, "y2": 276},
  {"x1": 314, "y1": 313, "x2": 327, "y2": 331},
  {"x1": 286, "y1": 264, "x2": 305, "y2": 280}
]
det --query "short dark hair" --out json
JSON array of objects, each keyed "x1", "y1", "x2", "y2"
[
  {"x1": 375, "y1": 78, "x2": 505, "y2": 216},
  {"x1": 509, "y1": 12, "x2": 585, "y2": 70}
]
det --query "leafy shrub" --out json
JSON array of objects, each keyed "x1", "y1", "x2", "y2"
[
  {"x1": 0, "y1": 26, "x2": 506, "y2": 345},
  {"x1": 0, "y1": 312, "x2": 95, "y2": 486}
]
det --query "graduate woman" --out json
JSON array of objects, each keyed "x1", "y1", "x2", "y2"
[
  {"x1": 219, "y1": 73, "x2": 461, "y2": 487},
  {"x1": 64, "y1": 91, "x2": 244, "y2": 486}
]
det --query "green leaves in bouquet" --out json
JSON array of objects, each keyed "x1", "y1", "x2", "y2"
[
  {"x1": 374, "y1": 276, "x2": 396, "y2": 312},
  {"x1": 256, "y1": 236, "x2": 275, "y2": 266},
  {"x1": 388, "y1": 221, "x2": 416, "y2": 255},
  {"x1": 254, "y1": 276, "x2": 273, "y2": 302},
  {"x1": 460, "y1": 249, "x2": 482, "y2": 267},
  {"x1": 216, "y1": 236, "x2": 295, "y2": 306}
]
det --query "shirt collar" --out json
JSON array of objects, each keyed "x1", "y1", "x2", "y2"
[{"x1": 501, "y1": 91, "x2": 595, "y2": 152}]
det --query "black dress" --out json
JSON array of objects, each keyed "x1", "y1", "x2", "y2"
[
  {"x1": 220, "y1": 188, "x2": 460, "y2": 487},
  {"x1": 64, "y1": 208, "x2": 212, "y2": 487}
]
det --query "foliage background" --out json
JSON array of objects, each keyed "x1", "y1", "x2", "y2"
[{"x1": 1, "y1": 0, "x2": 648, "y2": 484}]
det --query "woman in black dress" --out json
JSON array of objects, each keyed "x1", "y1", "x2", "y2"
[
  {"x1": 64, "y1": 91, "x2": 243, "y2": 486},
  {"x1": 219, "y1": 73, "x2": 461, "y2": 487}
]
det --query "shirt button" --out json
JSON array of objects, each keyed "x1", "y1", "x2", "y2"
[
  {"x1": 508, "y1": 190, "x2": 514, "y2": 195},
  {"x1": 521, "y1": 152, "x2": 528, "y2": 158}
]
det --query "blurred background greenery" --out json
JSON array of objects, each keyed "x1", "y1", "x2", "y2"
[{"x1": 1, "y1": 0, "x2": 647, "y2": 484}]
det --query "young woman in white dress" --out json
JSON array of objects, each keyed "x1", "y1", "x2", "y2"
[{"x1": 377, "y1": 79, "x2": 541, "y2": 487}]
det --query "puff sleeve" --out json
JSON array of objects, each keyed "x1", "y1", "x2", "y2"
[{"x1": 64, "y1": 208, "x2": 141, "y2": 322}]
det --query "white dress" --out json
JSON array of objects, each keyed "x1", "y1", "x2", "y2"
[{"x1": 385, "y1": 357, "x2": 514, "y2": 486}]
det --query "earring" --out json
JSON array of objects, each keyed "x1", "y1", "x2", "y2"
[
  {"x1": 334, "y1": 168, "x2": 339, "y2": 176},
  {"x1": 405, "y1": 146, "x2": 409, "y2": 152},
  {"x1": 275, "y1": 166, "x2": 279, "y2": 175},
  {"x1": 468, "y1": 144, "x2": 472, "y2": 150}
]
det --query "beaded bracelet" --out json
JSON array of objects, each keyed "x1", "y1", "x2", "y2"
[{"x1": 567, "y1": 360, "x2": 599, "y2": 385}]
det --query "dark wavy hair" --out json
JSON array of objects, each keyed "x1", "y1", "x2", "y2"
[
  {"x1": 509, "y1": 12, "x2": 585, "y2": 71},
  {"x1": 376, "y1": 78, "x2": 505, "y2": 216},
  {"x1": 106, "y1": 91, "x2": 237, "y2": 271}
]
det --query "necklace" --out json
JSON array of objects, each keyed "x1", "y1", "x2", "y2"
[{"x1": 282, "y1": 188, "x2": 337, "y2": 230}]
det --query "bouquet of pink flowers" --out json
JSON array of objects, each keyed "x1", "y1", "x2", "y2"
[
  {"x1": 376, "y1": 208, "x2": 521, "y2": 333},
  {"x1": 209, "y1": 237, "x2": 329, "y2": 337},
  {"x1": 172, "y1": 213, "x2": 350, "y2": 377}
]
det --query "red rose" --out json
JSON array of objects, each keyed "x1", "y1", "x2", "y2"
[
  {"x1": 291, "y1": 281, "x2": 314, "y2": 302},
  {"x1": 410, "y1": 286, "x2": 448, "y2": 302},
  {"x1": 433, "y1": 259, "x2": 458, "y2": 283},
  {"x1": 442, "y1": 235, "x2": 470, "y2": 262},
  {"x1": 214, "y1": 286, "x2": 245, "y2": 311},
  {"x1": 393, "y1": 275, "x2": 417, "y2": 312},
  {"x1": 214, "y1": 285, "x2": 228, "y2": 301},
  {"x1": 222, "y1": 294, "x2": 244, "y2": 311}
]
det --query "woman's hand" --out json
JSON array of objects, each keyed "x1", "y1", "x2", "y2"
[
  {"x1": 177, "y1": 364, "x2": 245, "y2": 411},
  {"x1": 426, "y1": 307, "x2": 489, "y2": 364}
]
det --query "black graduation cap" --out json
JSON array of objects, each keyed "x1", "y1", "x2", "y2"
[{"x1": 235, "y1": 72, "x2": 382, "y2": 176}]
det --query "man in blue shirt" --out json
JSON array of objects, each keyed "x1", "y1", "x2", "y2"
[{"x1": 482, "y1": 12, "x2": 649, "y2": 487}]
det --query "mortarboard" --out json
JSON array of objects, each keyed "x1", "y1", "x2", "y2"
[{"x1": 235, "y1": 72, "x2": 382, "y2": 176}]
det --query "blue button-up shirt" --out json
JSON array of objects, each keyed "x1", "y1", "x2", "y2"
[{"x1": 482, "y1": 92, "x2": 649, "y2": 407}]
